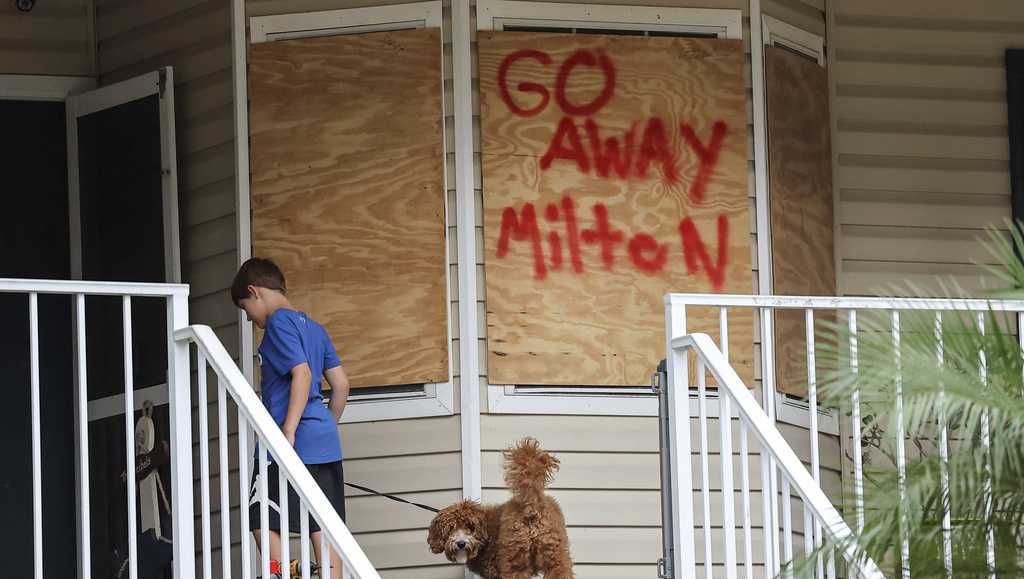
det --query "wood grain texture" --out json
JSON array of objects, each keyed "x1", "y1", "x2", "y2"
[
  {"x1": 479, "y1": 32, "x2": 752, "y2": 386},
  {"x1": 765, "y1": 46, "x2": 835, "y2": 396},
  {"x1": 249, "y1": 29, "x2": 449, "y2": 388}
]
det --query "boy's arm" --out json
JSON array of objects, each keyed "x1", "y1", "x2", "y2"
[
  {"x1": 324, "y1": 365, "x2": 350, "y2": 422},
  {"x1": 283, "y1": 363, "x2": 313, "y2": 446}
]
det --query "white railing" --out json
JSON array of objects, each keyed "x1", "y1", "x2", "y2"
[
  {"x1": 664, "y1": 331, "x2": 883, "y2": 579},
  {"x1": 0, "y1": 278, "x2": 193, "y2": 579},
  {"x1": 3, "y1": 278, "x2": 379, "y2": 579},
  {"x1": 662, "y1": 293, "x2": 1024, "y2": 579},
  {"x1": 179, "y1": 325, "x2": 381, "y2": 579}
]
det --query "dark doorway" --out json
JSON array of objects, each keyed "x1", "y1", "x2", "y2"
[{"x1": 0, "y1": 99, "x2": 78, "y2": 579}]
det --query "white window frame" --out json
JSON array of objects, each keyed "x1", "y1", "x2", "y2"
[
  {"x1": 762, "y1": 15, "x2": 825, "y2": 66},
  {"x1": 759, "y1": 17, "x2": 836, "y2": 435},
  {"x1": 477, "y1": 0, "x2": 742, "y2": 416},
  {"x1": 64, "y1": 69, "x2": 182, "y2": 425},
  {"x1": 477, "y1": 0, "x2": 742, "y2": 38},
  {"x1": 246, "y1": 2, "x2": 455, "y2": 423}
]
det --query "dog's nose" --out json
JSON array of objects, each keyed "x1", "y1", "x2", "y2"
[{"x1": 456, "y1": 540, "x2": 468, "y2": 549}]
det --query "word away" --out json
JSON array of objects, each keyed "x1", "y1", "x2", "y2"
[
  {"x1": 497, "y1": 196, "x2": 730, "y2": 290},
  {"x1": 498, "y1": 48, "x2": 729, "y2": 202}
]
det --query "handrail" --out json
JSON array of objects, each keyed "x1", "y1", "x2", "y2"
[
  {"x1": 666, "y1": 292, "x2": 1024, "y2": 312},
  {"x1": 671, "y1": 333, "x2": 885, "y2": 579},
  {"x1": 175, "y1": 325, "x2": 381, "y2": 579},
  {"x1": 0, "y1": 277, "x2": 190, "y2": 297}
]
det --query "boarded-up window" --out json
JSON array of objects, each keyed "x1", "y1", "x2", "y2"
[
  {"x1": 765, "y1": 46, "x2": 835, "y2": 396},
  {"x1": 248, "y1": 29, "x2": 448, "y2": 388},
  {"x1": 479, "y1": 32, "x2": 753, "y2": 387}
]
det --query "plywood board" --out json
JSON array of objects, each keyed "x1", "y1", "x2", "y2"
[
  {"x1": 479, "y1": 32, "x2": 753, "y2": 387},
  {"x1": 765, "y1": 46, "x2": 836, "y2": 396},
  {"x1": 248, "y1": 29, "x2": 449, "y2": 388}
]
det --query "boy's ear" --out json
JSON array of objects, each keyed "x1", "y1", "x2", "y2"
[{"x1": 247, "y1": 284, "x2": 260, "y2": 300}]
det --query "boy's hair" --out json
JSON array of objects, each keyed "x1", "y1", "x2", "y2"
[{"x1": 231, "y1": 257, "x2": 287, "y2": 307}]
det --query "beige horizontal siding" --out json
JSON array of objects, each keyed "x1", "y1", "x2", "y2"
[
  {"x1": 481, "y1": 413, "x2": 842, "y2": 576},
  {"x1": 0, "y1": 0, "x2": 92, "y2": 75},
  {"x1": 833, "y1": 0, "x2": 1024, "y2": 297}
]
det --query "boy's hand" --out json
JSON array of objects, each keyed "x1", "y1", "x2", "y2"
[{"x1": 284, "y1": 426, "x2": 297, "y2": 447}]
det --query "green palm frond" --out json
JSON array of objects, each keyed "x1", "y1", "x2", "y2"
[{"x1": 795, "y1": 222, "x2": 1024, "y2": 578}]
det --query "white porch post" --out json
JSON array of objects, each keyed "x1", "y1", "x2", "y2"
[
  {"x1": 452, "y1": 0, "x2": 482, "y2": 505},
  {"x1": 167, "y1": 292, "x2": 195, "y2": 579}
]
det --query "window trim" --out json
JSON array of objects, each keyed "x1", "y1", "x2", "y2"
[
  {"x1": 761, "y1": 14, "x2": 825, "y2": 66},
  {"x1": 246, "y1": 2, "x2": 455, "y2": 423},
  {"x1": 477, "y1": 0, "x2": 743, "y2": 416},
  {"x1": 760, "y1": 17, "x2": 835, "y2": 433},
  {"x1": 477, "y1": 0, "x2": 742, "y2": 39},
  {"x1": 249, "y1": 1, "x2": 442, "y2": 43}
]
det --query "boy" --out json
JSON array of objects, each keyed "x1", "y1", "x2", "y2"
[{"x1": 231, "y1": 257, "x2": 350, "y2": 579}]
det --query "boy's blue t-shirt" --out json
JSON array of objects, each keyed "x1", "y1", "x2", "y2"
[{"x1": 258, "y1": 308, "x2": 343, "y2": 464}]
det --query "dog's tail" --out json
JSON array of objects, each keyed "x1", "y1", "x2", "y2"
[{"x1": 503, "y1": 437, "x2": 559, "y2": 505}]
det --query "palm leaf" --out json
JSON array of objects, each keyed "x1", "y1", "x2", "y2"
[{"x1": 795, "y1": 223, "x2": 1024, "y2": 578}]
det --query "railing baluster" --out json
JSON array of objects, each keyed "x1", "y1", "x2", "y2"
[
  {"x1": 280, "y1": 465, "x2": 291, "y2": 579},
  {"x1": 123, "y1": 297, "x2": 138, "y2": 579},
  {"x1": 198, "y1": 352, "x2": 212, "y2": 579},
  {"x1": 805, "y1": 309, "x2": 823, "y2": 579},
  {"x1": 301, "y1": 503, "x2": 311, "y2": 579},
  {"x1": 1019, "y1": 311, "x2": 1024, "y2": 394},
  {"x1": 720, "y1": 385, "x2": 737, "y2": 579},
  {"x1": 781, "y1": 475, "x2": 793, "y2": 576},
  {"x1": 218, "y1": 382, "x2": 232, "y2": 579},
  {"x1": 697, "y1": 358, "x2": 713, "y2": 579},
  {"x1": 893, "y1": 311, "x2": 910, "y2": 578},
  {"x1": 720, "y1": 307, "x2": 729, "y2": 361},
  {"x1": 977, "y1": 312, "x2": 996, "y2": 579},
  {"x1": 74, "y1": 293, "x2": 91, "y2": 576},
  {"x1": 849, "y1": 311, "x2": 864, "y2": 534},
  {"x1": 739, "y1": 421, "x2": 753, "y2": 579},
  {"x1": 29, "y1": 293, "x2": 42, "y2": 579},
  {"x1": 802, "y1": 501, "x2": 813, "y2": 567},
  {"x1": 760, "y1": 437, "x2": 775, "y2": 577},
  {"x1": 321, "y1": 526, "x2": 330, "y2": 579},
  {"x1": 771, "y1": 461, "x2": 782, "y2": 578},
  {"x1": 260, "y1": 445, "x2": 271, "y2": 579},
  {"x1": 239, "y1": 420, "x2": 252, "y2": 579},
  {"x1": 935, "y1": 313, "x2": 953, "y2": 579}
]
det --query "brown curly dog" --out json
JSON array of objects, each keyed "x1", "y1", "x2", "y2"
[{"x1": 427, "y1": 438, "x2": 574, "y2": 579}]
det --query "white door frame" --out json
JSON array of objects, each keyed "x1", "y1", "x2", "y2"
[
  {"x1": 0, "y1": 74, "x2": 95, "y2": 101},
  {"x1": 63, "y1": 69, "x2": 182, "y2": 419},
  {"x1": 1, "y1": 74, "x2": 175, "y2": 420},
  {"x1": 65, "y1": 67, "x2": 181, "y2": 284}
]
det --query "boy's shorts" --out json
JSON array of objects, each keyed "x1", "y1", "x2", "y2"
[{"x1": 249, "y1": 460, "x2": 346, "y2": 534}]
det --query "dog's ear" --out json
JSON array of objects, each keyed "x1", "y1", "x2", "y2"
[
  {"x1": 469, "y1": 508, "x2": 489, "y2": 543},
  {"x1": 427, "y1": 514, "x2": 449, "y2": 554}
]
